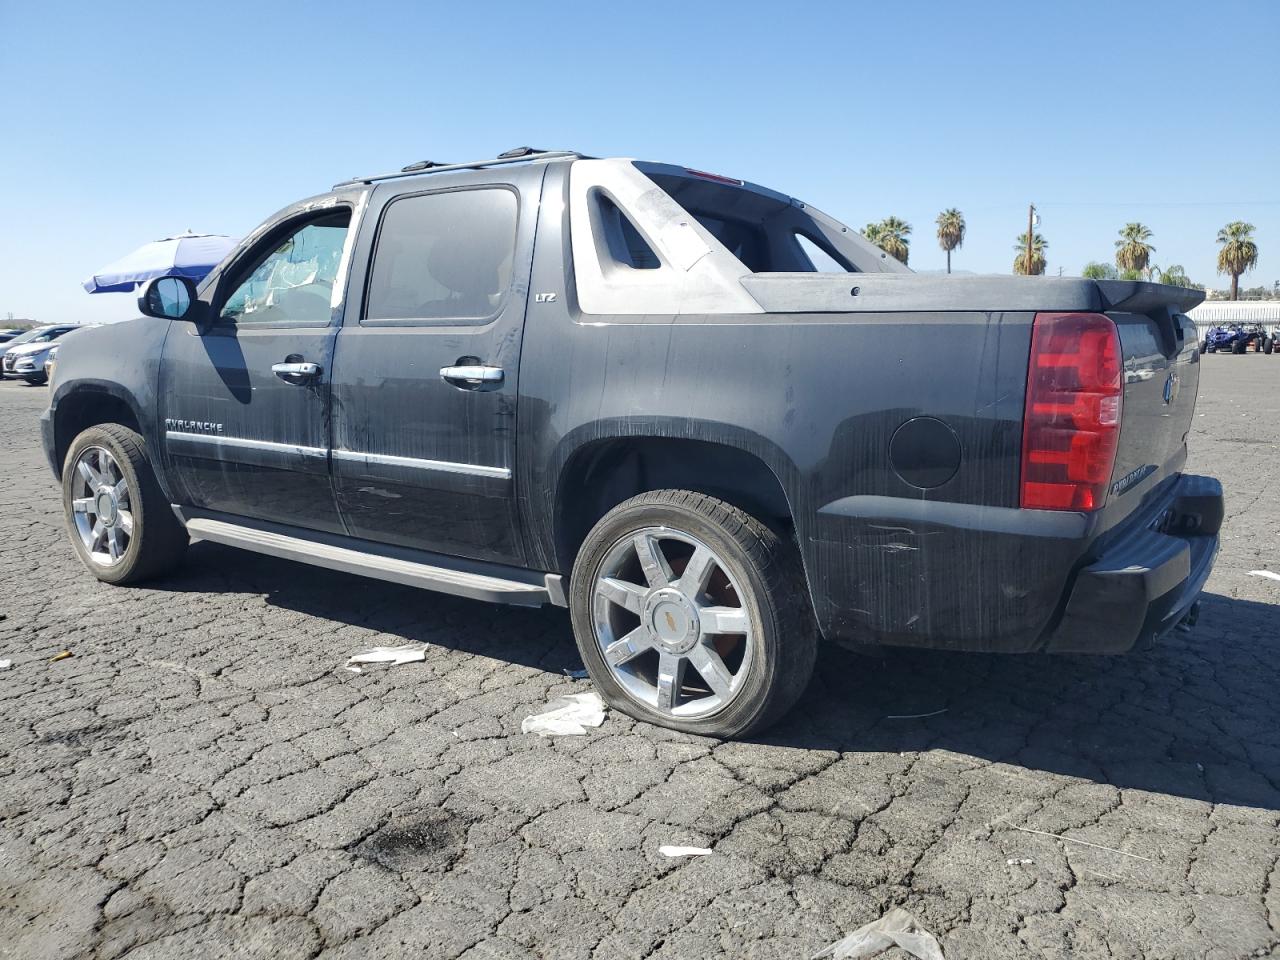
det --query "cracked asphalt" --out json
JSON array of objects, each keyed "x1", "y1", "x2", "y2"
[{"x1": 1, "y1": 356, "x2": 1278, "y2": 960}]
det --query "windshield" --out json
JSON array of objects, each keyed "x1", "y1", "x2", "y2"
[{"x1": 5, "y1": 327, "x2": 58, "y2": 346}]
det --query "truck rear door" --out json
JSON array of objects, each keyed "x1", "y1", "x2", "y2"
[{"x1": 329, "y1": 165, "x2": 543, "y2": 565}]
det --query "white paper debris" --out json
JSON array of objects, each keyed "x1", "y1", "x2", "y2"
[
  {"x1": 659, "y1": 845, "x2": 712, "y2": 858},
  {"x1": 343, "y1": 643, "x2": 429, "y2": 674},
  {"x1": 811, "y1": 907, "x2": 945, "y2": 960},
  {"x1": 1247, "y1": 570, "x2": 1280, "y2": 582},
  {"x1": 0, "y1": 659, "x2": 10, "y2": 670},
  {"x1": 561, "y1": 667, "x2": 590, "y2": 679},
  {"x1": 1007, "y1": 857, "x2": 1034, "y2": 866},
  {"x1": 521, "y1": 692, "x2": 606, "y2": 736}
]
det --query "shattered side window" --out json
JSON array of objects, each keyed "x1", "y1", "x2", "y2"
[{"x1": 219, "y1": 212, "x2": 350, "y2": 325}]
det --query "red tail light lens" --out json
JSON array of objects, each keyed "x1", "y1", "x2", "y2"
[{"x1": 1021, "y1": 312, "x2": 1122, "y2": 511}]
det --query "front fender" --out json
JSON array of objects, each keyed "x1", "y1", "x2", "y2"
[{"x1": 43, "y1": 318, "x2": 174, "y2": 496}]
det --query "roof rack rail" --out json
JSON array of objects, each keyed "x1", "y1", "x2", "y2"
[{"x1": 336, "y1": 148, "x2": 587, "y2": 188}]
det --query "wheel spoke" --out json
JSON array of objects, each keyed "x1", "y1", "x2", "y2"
[
  {"x1": 91, "y1": 521, "x2": 106, "y2": 551},
  {"x1": 678, "y1": 546, "x2": 717, "y2": 597},
  {"x1": 117, "y1": 510, "x2": 134, "y2": 536},
  {"x1": 114, "y1": 479, "x2": 129, "y2": 506},
  {"x1": 77, "y1": 459, "x2": 100, "y2": 488},
  {"x1": 656, "y1": 653, "x2": 685, "y2": 711},
  {"x1": 690, "y1": 645, "x2": 733, "y2": 697},
  {"x1": 634, "y1": 533, "x2": 673, "y2": 588},
  {"x1": 107, "y1": 527, "x2": 122, "y2": 560},
  {"x1": 72, "y1": 497, "x2": 94, "y2": 514},
  {"x1": 603, "y1": 626, "x2": 653, "y2": 667},
  {"x1": 699, "y1": 605, "x2": 749, "y2": 635},
  {"x1": 598, "y1": 576, "x2": 645, "y2": 615},
  {"x1": 99, "y1": 450, "x2": 117, "y2": 483}
]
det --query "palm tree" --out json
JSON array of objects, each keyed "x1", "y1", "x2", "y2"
[
  {"x1": 936, "y1": 209, "x2": 965, "y2": 274},
  {"x1": 1155, "y1": 264, "x2": 1192, "y2": 288},
  {"x1": 862, "y1": 218, "x2": 911, "y2": 265},
  {"x1": 1013, "y1": 232, "x2": 1048, "y2": 275},
  {"x1": 1216, "y1": 221, "x2": 1259, "y2": 300},
  {"x1": 1115, "y1": 223, "x2": 1155, "y2": 277},
  {"x1": 878, "y1": 217, "x2": 912, "y2": 265}
]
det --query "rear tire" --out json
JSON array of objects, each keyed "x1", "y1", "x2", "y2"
[
  {"x1": 1233, "y1": 339, "x2": 1246, "y2": 354},
  {"x1": 61, "y1": 424, "x2": 188, "y2": 585},
  {"x1": 1264, "y1": 338, "x2": 1274, "y2": 355},
  {"x1": 569, "y1": 490, "x2": 817, "y2": 739}
]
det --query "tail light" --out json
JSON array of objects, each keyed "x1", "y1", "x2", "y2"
[{"x1": 1021, "y1": 312, "x2": 1122, "y2": 511}]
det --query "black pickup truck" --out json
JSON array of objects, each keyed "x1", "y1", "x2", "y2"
[{"x1": 42, "y1": 148, "x2": 1222, "y2": 737}]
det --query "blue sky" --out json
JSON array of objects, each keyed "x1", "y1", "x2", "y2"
[{"x1": 2, "y1": 0, "x2": 1277, "y2": 324}]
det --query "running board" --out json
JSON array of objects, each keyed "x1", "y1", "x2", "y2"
[{"x1": 176, "y1": 510, "x2": 565, "y2": 608}]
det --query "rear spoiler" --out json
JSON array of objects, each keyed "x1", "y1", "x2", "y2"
[{"x1": 1094, "y1": 280, "x2": 1205, "y2": 316}]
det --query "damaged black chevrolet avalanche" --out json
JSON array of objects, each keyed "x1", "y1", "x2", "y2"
[{"x1": 42, "y1": 148, "x2": 1223, "y2": 737}]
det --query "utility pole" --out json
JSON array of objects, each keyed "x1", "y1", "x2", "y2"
[{"x1": 1026, "y1": 204, "x2": 1036, "y2": 276}]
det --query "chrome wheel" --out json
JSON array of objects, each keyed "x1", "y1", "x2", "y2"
[
  {"x1": 593, "y1": 527, "x2": 753, "y2": 719},
  {"x1": 70, "y1": 445, "x2": 133, "y2": 566}
]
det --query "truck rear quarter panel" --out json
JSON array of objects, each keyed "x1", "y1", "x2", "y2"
[{"x1": 520, "y1": 167, "x2": 1069, "y2": 651}]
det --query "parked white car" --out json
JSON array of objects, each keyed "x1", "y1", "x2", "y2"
[
  {"x1": 2, "y1": 326, "x2": 88, "y2": 384},
  {"x1": 0, "y1": 325, "x2": 80, "y2": 380}
]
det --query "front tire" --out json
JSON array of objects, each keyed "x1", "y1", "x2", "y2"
[
  {"x1": 61, "y1": 424, "x2": 188, "y2": 585},
  {"x1": 1264, "y1": 338, "x2": 1274, "y2": 355},
  {"x1": 568, "y1": 490, "x2": 817, "y2": 739}
]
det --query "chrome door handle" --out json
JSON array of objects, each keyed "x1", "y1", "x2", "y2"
[
  {"x1": 440, "y1": 364, "x2": 504, "y2": 389},
  {"x1": 272, "y1": 361, "x2": 322, "y2": 383}
]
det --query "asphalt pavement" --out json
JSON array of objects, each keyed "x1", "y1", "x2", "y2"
[{"x1": 1, "y1": 357, "x2": 1277, "y2": 959}]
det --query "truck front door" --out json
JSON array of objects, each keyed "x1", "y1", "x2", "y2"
[
  {"x1": 331, "y1": 167, "x2": 543, "y2": 565},
  {"x1": 159, "y1": 203, "x2": 355, "y2": 535}
]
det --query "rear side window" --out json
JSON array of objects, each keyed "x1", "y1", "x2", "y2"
[
  {"x1": 597, "y1": 194, "x2": 660, "y2": 269},
  {"x1": 365, "y1": 188, "x2": 518, "y2": 323}
]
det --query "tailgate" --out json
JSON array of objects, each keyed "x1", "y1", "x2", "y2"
[{"x1": 1096, "y1": 281, "x2": 1204, "y2": 528}]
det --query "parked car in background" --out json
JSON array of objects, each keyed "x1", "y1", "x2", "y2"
[
  {"x1": 4, "y1": 326, "x2": 90, "y2": 385},
  {"x1": 0, "y1": 325, "x2": 80, "y2": 378},
  {"x1": 42, "y1": 150, "x2": 1222, "y2": 738},
  {"x1": 1202, "y1": 323, "x2": 1270, "y2": 354},
  {"x1": 8, "y1": 330, "x2": 93, "y2": 386},
  {"x1": 0, "y1": 328, "x2": 25, "y2": 344}
]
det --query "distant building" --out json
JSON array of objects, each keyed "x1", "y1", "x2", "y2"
[{"x1": 1187, "y1": 300, "x2": 1280, "y2": 340}]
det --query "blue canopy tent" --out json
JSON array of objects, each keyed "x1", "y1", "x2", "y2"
[{"x1": 82, "y1": 231, "x2": 238, "y2": 294}]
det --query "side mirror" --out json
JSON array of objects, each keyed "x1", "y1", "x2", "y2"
[{"x1": 139, "y1": 276, "x2": 197, "y2": 320}]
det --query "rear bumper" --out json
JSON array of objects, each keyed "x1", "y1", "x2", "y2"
[
  {"x1": 1045, "y1": 473, "x2": 1222, "y2": 653},
  {"x1": 809, "y1": 473, "x2": 1222, "y2": 654}
]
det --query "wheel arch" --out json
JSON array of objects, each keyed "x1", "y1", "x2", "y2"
[
  {"x1": 551, "y1": 430, "x2": 804, "y2": 578},
  {"x1": 50, "y1": 382, "x2": 146, "y2": 480}
]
